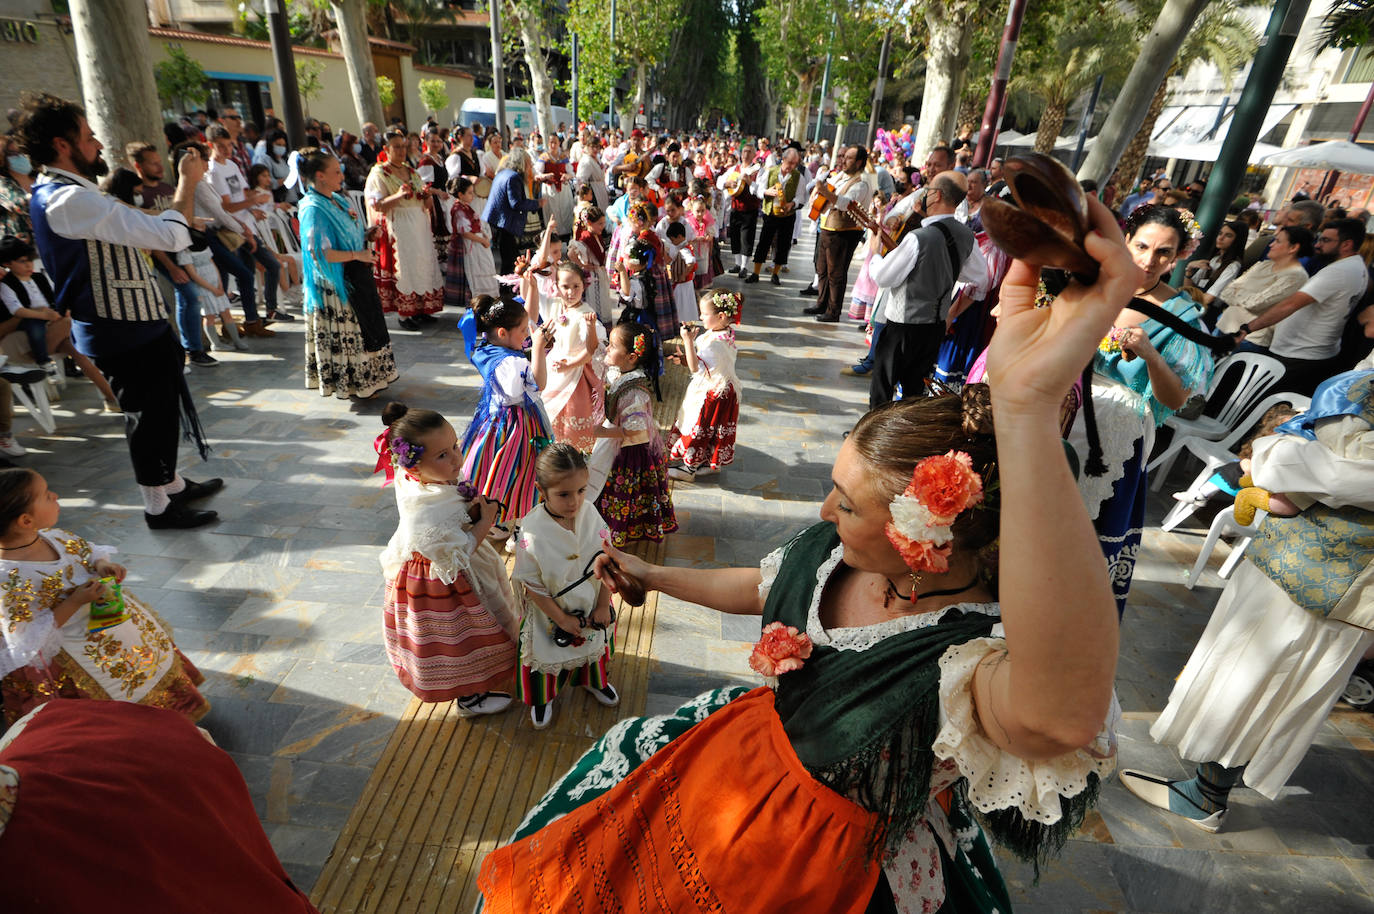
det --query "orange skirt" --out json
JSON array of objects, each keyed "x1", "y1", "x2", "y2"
[{"x1": 478, "y1": 687, "x2": 882, "y2": 913}]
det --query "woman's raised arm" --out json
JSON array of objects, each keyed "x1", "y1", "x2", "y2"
[{"x1": 975, "y1": 198, "x2": 1139, "y2": 760}]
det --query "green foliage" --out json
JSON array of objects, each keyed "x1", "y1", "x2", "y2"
[
  {"x1": 1320, "y1": 0, "x2": 1374, "y2": 49},
  {"x1": 418, "y1": 78, "x2": 450, "y2": 116},
  {"x1": 659, "y1": 0, "x2": 732, "y2": 128},
  {"x1": 377, "y1": 75, "x2": 397, "y2": 108},
  {"x1": 1175, "y1": 0, "x2": 1260, "y2": 89},
  {"x1": 1009, "y1": 0, "x2": 1134, "y2": 118},
  {"x1": 565, "y1": 0, "x2": 680, "y2": 116},
  {"x1": 155, "y1": 44, "x2": 209, "y2": 108},
  {"x1": 295, "y1": 59, "x2": 325, "y2": 115}
]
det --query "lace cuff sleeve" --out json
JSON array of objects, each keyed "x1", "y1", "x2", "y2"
[
  {"x1": 932, "y1": 637, "x2": 1117, "y2": 824},
  {"x1": 758, "y1": 546, "x2": 785, "y2": 602}
]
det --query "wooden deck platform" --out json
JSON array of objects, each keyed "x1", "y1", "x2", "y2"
[{"x1": 311, "y1": 359, "x2": 689, "y2": 913}]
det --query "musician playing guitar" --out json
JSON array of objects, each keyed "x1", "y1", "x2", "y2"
[
  {"x1": 718, "y1": 145, "x2": 763, "y2": 277},
  {"x1": 744, "y1": 148, "x2": 803, "y2": 286},
  {"x1": 611, "y1": 129, "x2": 651, "y2": 195},
  {"x1": 804, "y1": 145, "x2": 874, "y2": 322}
]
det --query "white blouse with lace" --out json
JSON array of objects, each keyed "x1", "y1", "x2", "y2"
[{"x1": 757, "y1": 542, "x2": 1118, "y2": 914}]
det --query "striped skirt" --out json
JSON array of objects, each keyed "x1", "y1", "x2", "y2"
[
  {"x1": 383, "y1": 553, "x2": 518, "y2": 702},
  {"x1": 461, "y1": 404, "x2": 546, "y2": 526}
]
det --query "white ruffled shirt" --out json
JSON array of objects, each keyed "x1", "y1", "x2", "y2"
[{"x1": 757, "y1": 542, "x2": 1118, "y2": 914}]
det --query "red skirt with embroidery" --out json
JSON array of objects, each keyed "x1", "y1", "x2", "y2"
[{"x1": 670, "y1": 387, "x2": 739, "y2": 471}]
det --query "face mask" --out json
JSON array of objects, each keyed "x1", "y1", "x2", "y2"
[
  {"x1": 273, "y1": 144, "x2": 287, "y2": 157},
  {"x1": 6, "y1": 155, "x2": 32, "y2": 176},
  {"x1": 352, "y1": 143, "x2": 363, "y2": 155}
]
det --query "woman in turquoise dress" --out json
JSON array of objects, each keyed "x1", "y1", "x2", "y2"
[
  {"x1": 1067, "y1": 204, "x2": 1219, "y2": 615},
  {"x1": 477, "y1": 197, "x2": 1143, "y2": 914}
]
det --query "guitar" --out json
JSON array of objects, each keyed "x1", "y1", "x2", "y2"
[
  {"x1": 808, "y1": 179, "x2": 835, "y2": 221},
  {"x1": 724, "y1": 163, "x2": 761, "y2": 198},
  {"x1": 846, "y1": 204, "x2": 903, "y2": 255}
]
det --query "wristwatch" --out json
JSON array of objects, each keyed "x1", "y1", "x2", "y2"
[{"x1": 1238, "y1": 322, "x2": 1252, "y2": 335}]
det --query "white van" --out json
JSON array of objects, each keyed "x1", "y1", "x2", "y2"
[{"x1": 457, "y1": 97, "x2": 537, "y2": 132}]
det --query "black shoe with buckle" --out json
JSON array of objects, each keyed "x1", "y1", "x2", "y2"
[
  {"x1": 743, "y1": 273, "x2": 759, "y2": 284},
  {"x1": 802, "y1": 304, "x2": 825, "y2": 315},
  {"x1": 169, "y1": 477, "x2": 224, "y2": 504}
]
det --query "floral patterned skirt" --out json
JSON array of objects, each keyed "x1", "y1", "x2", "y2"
[
  {"x1": 304, "y1": 288, "x2": 399, "y2": 399},
  {"x1": 595, "y1": 442, "x2": 678, "y2": 547},
  {"x1": 1, "y1": 644, "x2": 208, "y2": 727}
]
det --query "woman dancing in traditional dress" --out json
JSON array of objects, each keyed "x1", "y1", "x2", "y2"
[
  {"x1": 297, "y1": 149, "x2": 398, "y2": 400},
  {"x1": 477, "y1": 194, "x2": 1135, "y2": 914},
  {"x1": 365, "y1": 127, "x2": 444, "y2": 331}
]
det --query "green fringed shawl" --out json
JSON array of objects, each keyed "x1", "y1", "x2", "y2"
[{"x1": 765, "y1": 522, "x2": 1101, "y2": 871}]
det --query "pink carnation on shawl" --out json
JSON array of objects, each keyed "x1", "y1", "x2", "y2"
[{"x1": 748, "y1": 621, "x2": 814, "y2": 677}]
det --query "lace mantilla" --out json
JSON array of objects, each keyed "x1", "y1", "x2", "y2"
[
  {"x1": 1069, "y1": 376, "x2": 1155, "y2": 520},
  {"x1": 932, "y1": 636, "x2": 1117, "y2": 824},
  {"x1": 803, "y1": 544, "x2": 999, "y2": 652}
]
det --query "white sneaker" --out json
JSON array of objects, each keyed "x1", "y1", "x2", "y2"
[
  {"x1": 455, "y1": 691, "x2": 512, "y2": 717},
  {"x1": 0, "y1": 436, "x2": 27, "y2": 457},
  {"x1": 530, "y1": 701, "x2": 554, "y2": 729}
]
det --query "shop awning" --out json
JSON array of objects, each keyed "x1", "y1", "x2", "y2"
[{"x1": 205, "y1": 71, "x2": 274, "y2": 83}]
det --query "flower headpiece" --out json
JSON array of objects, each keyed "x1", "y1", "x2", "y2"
[
  {"x1": 885, "y1": 451, "x2": 984, "y2": 576},
  {"x1": 628, "y1": 200, "x2": 653, "y2": 223},
  {"x1": 630, "y1": 331, "x2": 647, "y2": 360},
  {"x1": 709, "y1": 289, "x2": 741, "y2": 319},
  {"x1": 1176, "y1": 208, "x2": 1204, "y2": 260},
  {"x1": 372, "y1": 430, "x2": 425, "y2": 486}
]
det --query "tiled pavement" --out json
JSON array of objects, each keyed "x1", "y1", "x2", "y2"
[{"x1": 25, "y1": 233, "x2": 1374, "y2": 912}]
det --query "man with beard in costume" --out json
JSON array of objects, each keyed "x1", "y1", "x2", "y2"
[{"x1": 14, "y1": 92, "x2": 221, "y2": 529}]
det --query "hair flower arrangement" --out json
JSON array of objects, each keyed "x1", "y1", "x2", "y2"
[
  {"x1": 710, "y1": 289, "x2": 742, "y2": 320},
  {"x1": 885, "y1": 451, "x2": 984, "y2": 575},
  {"x1": 1098, "y1": 327, "x2": 1128, "y2": 356},
  {"x1": 1175, "y1": 207, "x2": 1204, "y2": 260},
  {"x1": 749, "y1": 621, "x2": 813, "y2": 685},
  {"x1": 390, "y1": 436, "x2": 424, "y2": 471}
]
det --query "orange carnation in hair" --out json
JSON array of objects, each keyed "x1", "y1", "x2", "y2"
[{"x1": 907, "y1": 451, "x2": 984, "y2": 523}]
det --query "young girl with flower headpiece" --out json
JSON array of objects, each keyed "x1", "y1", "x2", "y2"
[
  {"x1": 542, "y1": 261, "x2": 607, "y2": 452},
  {"x1": 685, "y1": 190, "x2": 717, "y2": 291},
  {"x1": 375, "y1": 402, "x2": 520, "y2": 712},
  {"x1": 513, "y1": 443, "x2": 619, "y2": 730},
  {"x1": 587, "y1": 322, "x2": 678, "y2": 546},
  {"x1": 617, "y1": 202, "x2": 676, "y2": 344},
  {"x1": 444, "y1": 175, "x2": 499, "y2": 309},
  {"x1": 461, "y1": 295, "x2": 554, "y2": 535},
  {"x1": 668, "y1": 288, "x2": 743, "y2": 482},
  {"x1": 567, "y1": 202, "x2": 613, "y2": 325}
]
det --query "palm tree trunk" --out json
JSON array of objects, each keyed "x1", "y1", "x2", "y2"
[
  {"x1": 1113, "y1": 78, "x2": 1171, "y2": 198},
  {"x1": 331, "y1": 0, "x2": 385, "y2": 131},
  {"x1": 1075, "y1": 0, "x2": 1210, "y2": 185},
  {"x1": 1033, "y1": 103, "x2": 1067, "y2": 155}
]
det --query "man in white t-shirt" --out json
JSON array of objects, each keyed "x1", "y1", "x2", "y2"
[
  {"x1": 206, "y1": 125, "x2": 292, "y2": 322},
  {"x1": 1238, "y1": 217, "x2": 1368, "y2": 394}
]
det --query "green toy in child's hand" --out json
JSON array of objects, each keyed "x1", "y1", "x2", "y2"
[{"x1": 87, "y1": 576, "x2": 128, "y2": 632}]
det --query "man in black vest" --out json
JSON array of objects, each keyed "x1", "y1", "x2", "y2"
[
  {"x1": 16, "y1": 92, "x2": 221, "y2": 529},
  {"x1": 865, "y1": 171, "x2": 989, "y2": 409}
]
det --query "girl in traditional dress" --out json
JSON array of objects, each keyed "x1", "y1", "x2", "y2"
[
  {"x1": 365, "y1": 127, "x2": 444, "y2": 331},
  {"x1": 298, "y1": 150, "x2": 399, "y2": 400},
  {"x1": 685, "y1": 188, "x2": 717, "y2": 291},
  {"x1": 375, "y1": 402, "x2": 520, "y2": 714},
  {"x1": 461, "y1": 295, "x2": 553, "y2": 534},
  {"x1": 616, "y1": 201, "x2": 676, "y2": 346},
  {"x1": 567, "y1": 202, "x2": 613, "y2": 326},
  {"x1": 669, "y1": 288, "x2": 742, "y2": 482},
  {"x1": 444, "y1": 175, "x2": 499, "y2": 310},
  {"x1": 512, "y1": 444, "x2": 619, "y2": 730},
  {"x1": 588, "y1": 322, "x2": 678, "y2": 547},
  {"x1": 0, "y1": 469, "x2": 210, "y2": 725},
  {"x1": 540, "y1": 261, "x2": 606, "y2": 452}
]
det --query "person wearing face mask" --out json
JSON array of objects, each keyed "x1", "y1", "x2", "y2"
[
  {"x1": 337, "y1": 130, "x2": 370, "y2": 193},
  {"x1": 0, "y1": 135, "x2": 35, "y2": 243},
  {"x1": 252, "y1": 128, "x2": 296, "y2": 203}
]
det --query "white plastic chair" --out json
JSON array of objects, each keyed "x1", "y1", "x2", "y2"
[
  {"x1": 1150, "y1": 350, "x2": 1284, "y2": 462},
  {"x1": 1159, "y1": 437, "x2": 1237, "y2": 532},
  {"x1": 1186, "y1": 507, "x2": 1268, "y2": 588},
  {"x1": 2, "y1": 364, "x2": 56, "y2": 434},
  {"x1": 1148, "y1": 351, "x2": 1297, "y2": 489},
  {"x1": 347, "y1": 190, "x2": 367, "y2": 220}
]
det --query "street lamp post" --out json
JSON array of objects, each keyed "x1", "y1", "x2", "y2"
[
  {"x1": 490, "y1": 0, "x2": 507, "y2": 139},
  {"x1": 265, "y1": 0, "x2": 305, "y2": 146}
]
